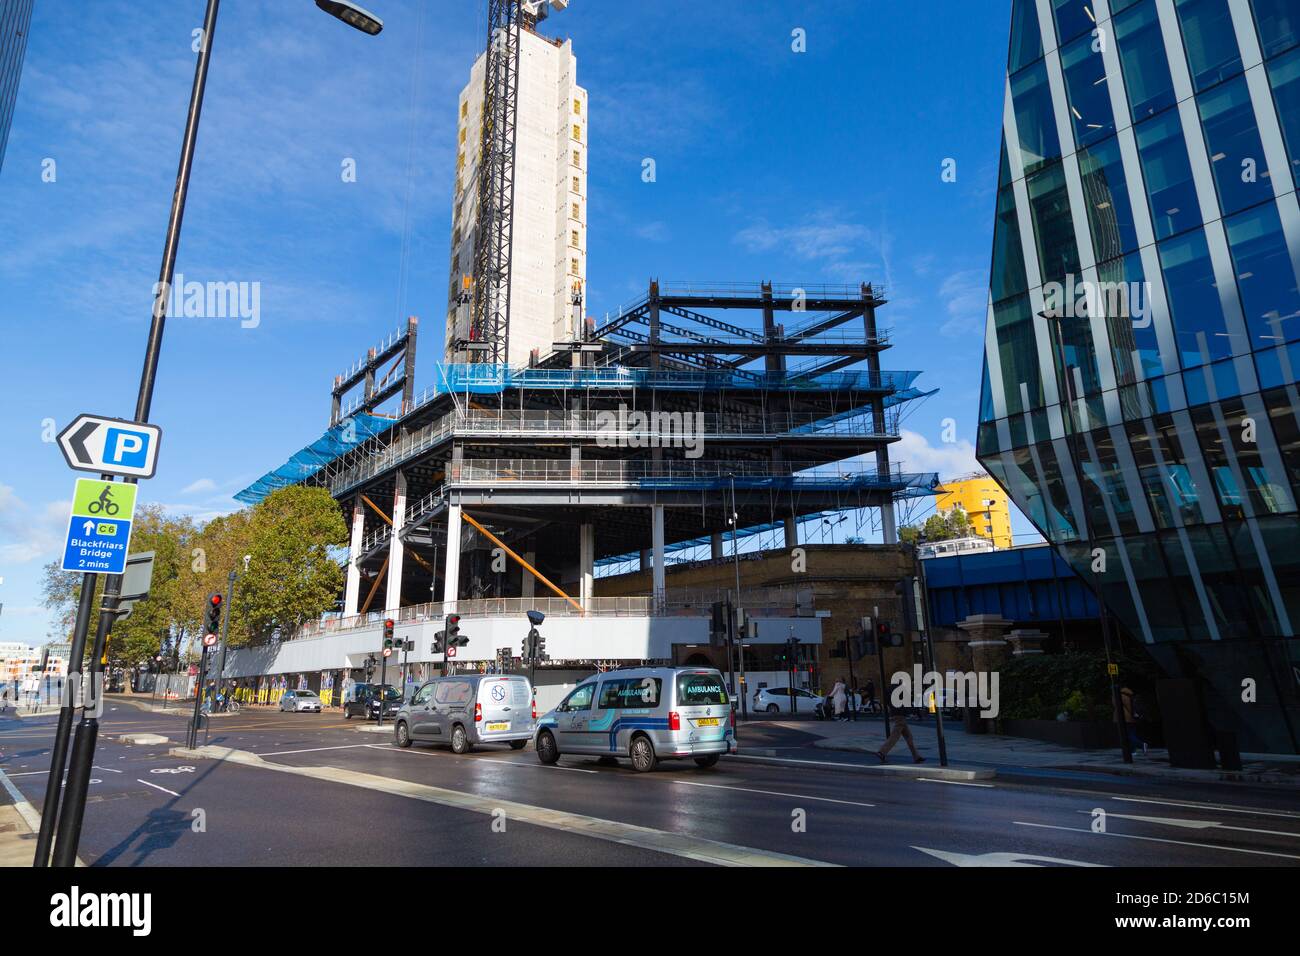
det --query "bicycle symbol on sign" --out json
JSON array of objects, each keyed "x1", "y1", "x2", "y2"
[{"x1": 86, "y1": 486, "x2": 120, "y2": 516}]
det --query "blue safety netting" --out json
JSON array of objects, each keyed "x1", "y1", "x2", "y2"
[{"x1": 235, "y1": 413, "x2": 393, "y2": 505}]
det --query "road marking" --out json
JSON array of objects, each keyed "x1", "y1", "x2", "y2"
[
  {"x1": 913, "y1": 846, "x2": 1103, "y2": 867},
  {"x1": 1080, "y1": 810, "x2": 1299, "y2": 839},
  {"x1": 137, "y1": 779, "x2": 180, "y2": 797},
  {"x1": 1013, "y1": 821, "x2": 1300, "y2": 861},
  {"x1": 93, "y1": 766, "x2": 123, "y2": 773},
  {"x1": 1110, "y1": 795, "x2": 1300, "y2": 821},
  {"x1": 185, "y1": 745, "x2": 835, "y2": 867},
  {"x1": 917, "y1": 778, "x2": 995, "y2": 788},
  {"x1": 669, "y1": 778, "x2": 875, "y2": 807},
  {"x1": 255, "y1": 744, "x2": 378, "y2": 757},
  {"x1": 367, "y1": 744, "x2": 598, "y2": 773}
]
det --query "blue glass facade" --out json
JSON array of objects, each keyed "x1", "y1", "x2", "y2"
[
  {"x1": 0, "y1": 0, "x2": 32, "y2": 175},
  {"x1": 978, "y1": 0, "x2": 1300, "y2": 752}
]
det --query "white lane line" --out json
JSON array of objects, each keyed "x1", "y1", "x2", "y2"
[
  {"x1": 254, "y1": 744, "x2": 379, "y2": 757},
  {"x1": 93, "y1": 766, "x2": 123, "y2": 773},
  {"x1": 917, "y1": 778, "x2": 995, "y2": 788},
  {"x1": 4, "y1": 770, "x2": 55, "y2": 777},
  {"x1": 1013, "y1": 821, "x2": 1300, "y2": 861},
  {"x1": 137, "y1": 779, "x2": 181, "y2": 797},
  {"x1": 365, "y1": 744, "x2": 598, "y2": 773},
  {"x1": 194, "y1": 745, "x2": 835, "y2": 867},
  {"x1": 1079, "y1": 810, "x2": 1300, "y2": 839},
  {"x1": 1110, "y1": 795, "x2": 1300, "y2": 821},
  {"x1": 669, "y1": 778, "x2": 875, "y2": 807}
]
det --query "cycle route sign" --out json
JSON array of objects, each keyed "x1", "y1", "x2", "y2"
[{"x1": 61, "y1": 478, "x2": 138, "y2": 575}]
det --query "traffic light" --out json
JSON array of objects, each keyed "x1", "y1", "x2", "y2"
[
  {"x1": 204, "y1": 593, "x2": 223, "y2": 640},
  {"x1": 383, "y1": 618, "x2": 395, "y2": 651},
  {"x1": 709, "y1": 600, "x2": 729, "y2": 648},
  {"x1": 524, "y1": 627, "x2": 539, "y2": 661},
  {"x1": 445, "y1": 613, "x2": 468, "y2": 649},
  {"x1": 876, "y1": 619, "x2": 903, "y2": 648}
]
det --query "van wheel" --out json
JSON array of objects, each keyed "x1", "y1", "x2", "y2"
[
  {"x1": 766, "y1": 704, "x2": 779, "y2": 714},
  {"x1": 450, "y1": 724, "x2": 471, "y2": 754},
  {"x1": 343, "y1": 709, "x2": 352, "y2": 719},
  {"x1": 509, "y1": 740, "x2": 527, "y2": 751},
  {"x1": 629, "y1": 734, "x2": 658, "y2": 773},
  {"x1": 395, "y1": 721, "x2": 412, "y2": 748},
  {"x1": 694, "y1": 754, "x2": 720, "y2": 769},
  {"x1": 536, "y1": 730, "x2": 559, "y2": 764}
]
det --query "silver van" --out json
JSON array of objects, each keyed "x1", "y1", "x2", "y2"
[
  {"x1": 394, "y1": 673, "x2": 535, "y2": 753},
  {"x1": 534, "y1": 666, "x2": 737, "y2": 772}
]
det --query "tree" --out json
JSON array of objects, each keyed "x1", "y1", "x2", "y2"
[
  {"x1": 235, "y1": 486, "x2": 347, "y2": 643},
  {"x1": 108, "y1": 506, "x2": 198, "y2": 671},
  {"x1": 899, "y1": 507, "x2": 972, "y2": 546}
]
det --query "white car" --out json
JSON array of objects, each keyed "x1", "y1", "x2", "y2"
[
  {"x1": 754, "y1": 686, "x2": 825, "y2": 715},
  {"x1": 279, "y1": 689, "x2": 322, "y2": 713}
]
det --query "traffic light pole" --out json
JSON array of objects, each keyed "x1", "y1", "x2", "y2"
[
  {"x1": 378, "y1": 652, "x2": 388, "y2": 728},
  {"x1": 188, "y1": 644, "x2": 208, "y2": 751}
]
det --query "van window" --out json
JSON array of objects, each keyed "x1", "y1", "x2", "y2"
[
  {"x1": 598, "y1": 677, "x2": 662, "y2": 709},
  {"x1": 563, "y1": 683, "x2": 595, "y2": 711},
  {"x1": 678, "y1": 673, "x2": 728, "y2": 705},
  {"x1": 413, "y1": 684, "x2": 435, "y2": 706},
  {"x1": 435, "y1": 681, "x2": 473, "y2": 705}
]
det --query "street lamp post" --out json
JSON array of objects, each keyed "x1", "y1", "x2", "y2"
[{"x1": 40, "y1": 0, "x2": 384, "y2": 869}]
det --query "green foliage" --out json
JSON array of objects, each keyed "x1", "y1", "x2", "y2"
[
  {"x1": 899, "y1": 508, "x2": 972, "y2": 546},
  {"x1": 236, "y1": 486, "x2": 347, "y2": 642},
  {"x1": 40, "y1": 485, "x2": 348, "y2": 662},
  {"x1": 998, "y1": 651, "x2": 1163, "y2": 722}
]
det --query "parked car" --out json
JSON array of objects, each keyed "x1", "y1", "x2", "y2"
[
  {"x1": 279, "y1": 689, "x2": 322, "y2": 713},
  {"x1": 753, "y1": 685, "x2": 825, "y2": 715},
  {"x1": 343, "y1": 683, "x2": 402, "y2": 720},
  {"x1": 393, "y1": 674, "x2": 534, "y2": 753},
  {"x1": 534, "y1": 666, "x2": 737, "y2": 772}
]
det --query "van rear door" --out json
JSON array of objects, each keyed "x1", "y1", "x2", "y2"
[
  {"x1": 478, "y1": 676, "x2": 527, "y2": 737},
  {"x1": 675, "y1": 671, "x2": 731, "y2": 739}
]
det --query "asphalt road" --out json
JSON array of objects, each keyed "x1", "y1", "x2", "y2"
[{"x1": 3, "y1": 696, "x2": 1298, "y2": 868}]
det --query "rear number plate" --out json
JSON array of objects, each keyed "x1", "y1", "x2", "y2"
[
  {"x1": 696, "y1": 718, "x2": 720, "y2": 727},
  {"x1": 486, "y1": 721, "x2": 509, "y2": 732}
]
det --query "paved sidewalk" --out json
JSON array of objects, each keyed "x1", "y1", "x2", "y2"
[{"x1": 758, "y1": 715, "x2": 1300, "y2": 786}]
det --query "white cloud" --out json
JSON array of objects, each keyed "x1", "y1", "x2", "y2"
[
  {"x1": 0, "y1": 485, "x2": 70, "y2": 565},
  {"x1": 891, "y1": 429, "x2": 981, "y2": 483},
  {"x1": 938, "y1": 269, "x2": 989, "y2": 337},
  {"x1": 181, "y1": 478, "x2": 217, "y2": 496},
  {"x1": 634, "y1": 220, "x2": 670, "y2": 242}
]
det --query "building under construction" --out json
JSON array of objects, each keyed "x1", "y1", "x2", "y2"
[{"x1": 223, "y1": 4, "x2": 937, "y2": 702}]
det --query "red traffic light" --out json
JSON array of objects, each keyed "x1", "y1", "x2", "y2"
[
  {"x1": 447, "y1": 614, "x2": 460, "y2": 626},
  {"x1": 385, "y1": 618, "x2": 394, "y2": 628},
  {"x1": 210, "y1": 594, "x2": 222, "y2": 606}
]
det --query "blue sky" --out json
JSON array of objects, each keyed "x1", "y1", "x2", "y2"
[{"x1": 0, "y1": 0, "x2": 1029, "y2": 644}]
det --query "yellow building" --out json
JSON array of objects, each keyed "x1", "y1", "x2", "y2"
[{"x1": 934, "y1": 474, "x2": 1012, "y2": 549}]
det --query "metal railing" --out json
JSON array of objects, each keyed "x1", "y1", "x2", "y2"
[
  {"x1": 276, "y1": 586, "x2": 817, "y2": 643},
  {"x1": 450, "y1": 458, "x2": 913, "y2": 486}
]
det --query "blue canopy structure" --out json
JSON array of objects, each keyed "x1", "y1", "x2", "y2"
[{"x1": 235, "y1": 413, "x2": 393, "y2": 505}]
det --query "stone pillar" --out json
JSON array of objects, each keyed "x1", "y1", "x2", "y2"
[
  {"x1": 880, "y1": 499, "x2": 897, "y2": 544},
  {"x1": 956, "y1": 614, "x2": 1012, "y2": 673},
  {"x1": 710, "y1": 532, "x2": 724, "y2": 560},
  {"x1": 385, "y1": 471, "x2": 407, "y2": 613},
  {"x1": 521, "y1": 549, "x2": 536, "y2": 600},
  {"x1": 343, "y1": 497, "x2": 364, "y2": 617},
  {"x1": 1007, "y1": 628, "x2": 1049, "y2": 656},
  {"x1": 651, "y1": 505, "x2": 666, "y2": 608},
  {"x1": 579, "y1": 524, "x2": 594, "y2": 607},
  {"x1": 443, "y1": 503, "x2": 462, "y2": 612},
  {"x1": 783, "y1": 515, "x2": 798, "y2": 549}
]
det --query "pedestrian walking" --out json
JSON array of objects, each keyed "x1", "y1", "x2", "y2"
[
  {"x1": 829, "y1": 677, "x2": 847, "y2": 721},
  {"x1": 877, "y1": 711, "x2": 925, "y2": 764},
  {"x1": 863, "y1": 677, "x2": 878, "y2": 715},
  {"x1": 1118, "y1": 685, "x2": 1145, "y2": 755}
]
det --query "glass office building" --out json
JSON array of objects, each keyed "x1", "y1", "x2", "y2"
[
  {"x1": 977, "y1": 0, "x2": 1300, "y2": 751},
  {"x1": 0, "y1": 0, "x2": 33, "y2": 175}
]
